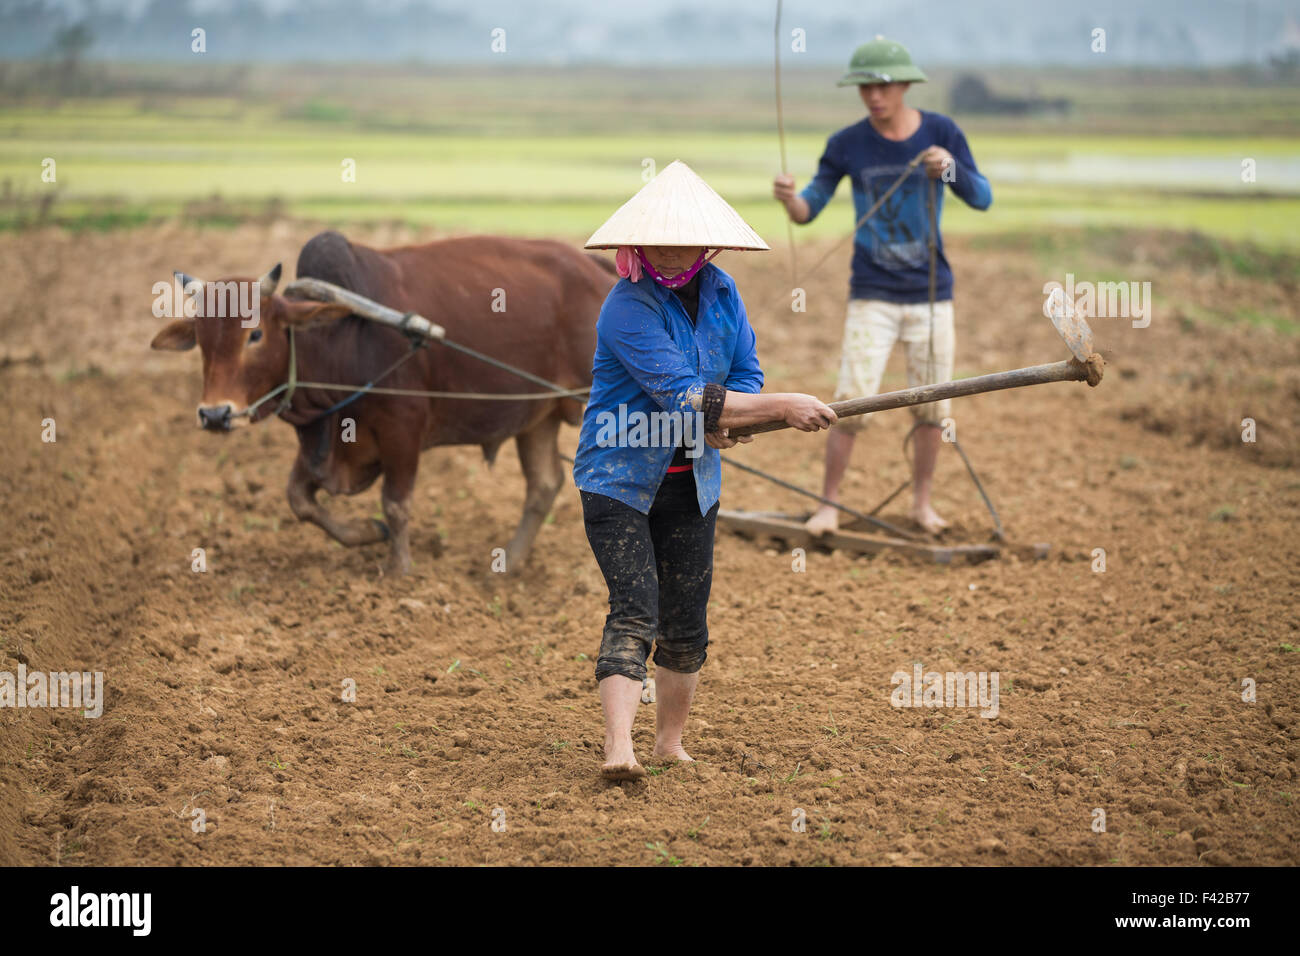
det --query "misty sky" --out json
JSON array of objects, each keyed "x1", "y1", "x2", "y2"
[{"x1": 7, "y1": 0, "x2": 1300, "y2": 66}]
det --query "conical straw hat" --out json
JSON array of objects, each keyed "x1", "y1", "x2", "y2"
[{"x1": 585, "y1": 160, "x2": 769, "y2": 251}]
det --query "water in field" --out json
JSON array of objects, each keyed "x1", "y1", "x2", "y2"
[{"x1": 982, "y1": 153, "x2": 1300, "y2": 193}]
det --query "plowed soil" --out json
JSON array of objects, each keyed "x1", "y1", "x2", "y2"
[{"x1": 2, "y1": 222, "x2": 1297, "y2": 866}]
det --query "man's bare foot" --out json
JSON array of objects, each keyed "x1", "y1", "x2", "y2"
[
  {"x1": 651, "y1": 743, "x2": 694, "y2": 763},
  {"x1": 601, "y1": 761, "x2": 647, "y2": 781},
  {"x1": 912, "y1": 503, "x2": 949, "y2": 535},
  {"x1": 805, "y1": 505, "x2": 839, "y2": 536}
]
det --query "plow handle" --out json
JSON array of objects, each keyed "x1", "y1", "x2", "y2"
[{"x1": 729, "y1": 357, "x2": 1100, "y2": 438}]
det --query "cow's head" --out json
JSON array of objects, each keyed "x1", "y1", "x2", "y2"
[{"x1": 151, "y1": 264, "x2": 351, "y2": 431}]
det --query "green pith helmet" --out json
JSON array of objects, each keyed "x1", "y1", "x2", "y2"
[{"x1": 837, "y1": 35, "x2": 928, "y2": 86}]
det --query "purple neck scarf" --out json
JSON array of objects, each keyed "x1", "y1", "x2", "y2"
[{"x1": 634, "y1": 246, "x2": 719, "y2": 288}]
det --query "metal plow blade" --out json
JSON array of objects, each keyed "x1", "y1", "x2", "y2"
[{"x1": 1046, "y1": 286, "x2": 1096, "y2": 363}]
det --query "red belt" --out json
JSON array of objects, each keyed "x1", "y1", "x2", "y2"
[{"x1": 666, "y1": 464, "x2": 693, "y2": 473}]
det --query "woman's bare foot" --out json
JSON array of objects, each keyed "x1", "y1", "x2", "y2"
[
  {"x1": 651, "y1": 743, "x2": 694, "y2": 763},
  {"x1": 600, "y1": 674, "x2": 645, "y2": 781},
  {"x1": 602, "y1": 734, "x2": 645, "y2": 779},
  {"x1": 601, "y1": 760, "x2": 646, "y2": 781},
  {"x1": 911, "y1": 503, "x2": 949, "y2": 535},
  {"x1": 653, "y1": 668, "x2": 699, "y2": 765},
  {"x1": 805, "y1": 504, "x2": 839, "y2": 536}
]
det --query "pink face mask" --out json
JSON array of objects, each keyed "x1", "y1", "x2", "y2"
[
  {"x1": 615, "y1": 246, "x2": 719, "y2": 287},
  {"x1": 635, "y1": 246, "x2": 720, "y2": 288}
]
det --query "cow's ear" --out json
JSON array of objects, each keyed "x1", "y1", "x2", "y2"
[
  {"x1": 151, "y1": 319, "x2": 196, "y2": 351},
  {"x1": 282, "y1": 300, "x2": 353, "y2": 328}
]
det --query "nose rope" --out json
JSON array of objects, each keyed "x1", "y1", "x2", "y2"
[
  {"x1": 241, "y1": 326, "x2": 427, "y2": 424},
  {"x1": 238, "y1": 325, "x2": 300, "y2": 421}
]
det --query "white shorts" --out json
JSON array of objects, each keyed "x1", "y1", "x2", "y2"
[{"x1": 833, "y1": 298, "x2": 955, "y2": 430}]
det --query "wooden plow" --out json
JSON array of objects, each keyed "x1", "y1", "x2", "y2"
[{"x1": 718, "y1": 290, "x2": 1103, "y2": 563}]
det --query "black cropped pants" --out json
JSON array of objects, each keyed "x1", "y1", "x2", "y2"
[{"x1": 580, "y1": 472, "x2": 718, "y2": 683}]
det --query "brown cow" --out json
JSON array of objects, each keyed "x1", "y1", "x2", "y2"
[{"x1": 151, "y1": 230, "x2": 615, "y2": 575}]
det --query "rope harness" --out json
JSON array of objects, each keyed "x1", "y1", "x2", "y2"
[{"x1": 238, "y1": 317, "x2": 586, "y2": 426}]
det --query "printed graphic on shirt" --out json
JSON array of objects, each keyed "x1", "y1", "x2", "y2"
[{"x1": 853, "y1": 164, "x2": 930, "y2": 271}]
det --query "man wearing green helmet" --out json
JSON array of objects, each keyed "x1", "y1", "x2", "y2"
[{"x1": 774, "y1": 36, "x2": 992, "y2": 536}]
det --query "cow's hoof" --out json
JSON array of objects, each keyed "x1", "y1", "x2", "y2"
[
  {"x1": 640, "y1": 677, "x2": 656, "y2": 704},
  {"x1": 371, "y1": 518, "x2": 390, "y2": 541}
]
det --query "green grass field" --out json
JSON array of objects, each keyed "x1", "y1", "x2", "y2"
[{"x1": 1, "y1": 64, "x2": 1297, "y2": 246}]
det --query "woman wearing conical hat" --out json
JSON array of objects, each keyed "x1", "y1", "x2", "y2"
[{"x1": 574, "y1": 161, "x2": 836, "y2": 781}]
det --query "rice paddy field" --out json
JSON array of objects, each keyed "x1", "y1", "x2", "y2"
[{"x1": 1, "y1": 63, "x2": 1297, "y2": 246}]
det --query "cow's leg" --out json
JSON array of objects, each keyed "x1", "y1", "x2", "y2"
[
  {"x1": 505, "y1": 412, "x2": 564, "y2": 571},
  {"x1": 379, "y1": 447, "x2": 419, "y2": 577},
  {"x1": 286, "y1": 456, "x2": 388, "y2": 547}
]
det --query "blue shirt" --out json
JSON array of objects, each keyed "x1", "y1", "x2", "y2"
[
  {"x1": 800, "y1": 110, "x2": 992, "y2": 304},
  {"x1": 572, "y1": 262, "x2": 764, "y2": 516}
]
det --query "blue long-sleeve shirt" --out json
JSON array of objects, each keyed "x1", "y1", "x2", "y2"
[
  {"x1": 572, "y1": 262, "x2": 764, "y2": 516},
  {"x1": 800, "y1": 110, "x2": 992, "y2": 303}
]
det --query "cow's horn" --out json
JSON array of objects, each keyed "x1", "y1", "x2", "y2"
[
  {"x1": 258, "y1": 263, "x2": 282, "y2": 297},
  {"x1": 174, "y1": 271, "x2": 204, "y2": 296}
]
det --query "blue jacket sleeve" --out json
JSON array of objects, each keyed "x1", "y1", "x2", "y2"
[
  {"x1": 945, "y1": 124, "x2": 992, "y2": 211},
  {"x1": 723, "y1": 292, "x2": 764, "y2": 394},
  {"x1": 798, "y1": 135, "x2": 845, "y2": 222},
  {"x1": 598, "y1": 294, "x2": 705, "y2": 413}
]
